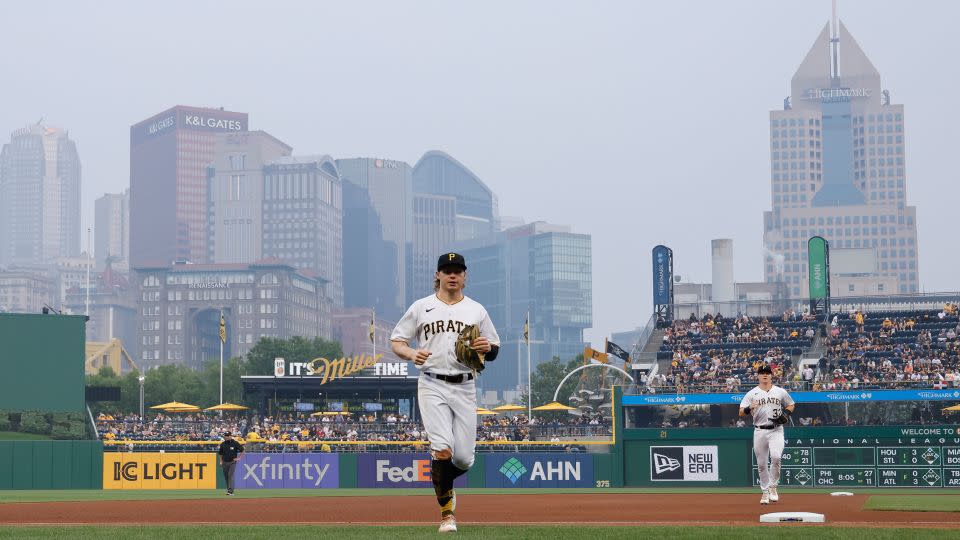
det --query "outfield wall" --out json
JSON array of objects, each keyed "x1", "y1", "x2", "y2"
[
  {"x1": 621, "y1": 424, "x2": 960, "y2": 488},
  {"x1": 0, "y1": 441, "x2": 613, "y2": 490},
  {"x1": 0, "y1": 441, "x2": 103, "y2": 489}
]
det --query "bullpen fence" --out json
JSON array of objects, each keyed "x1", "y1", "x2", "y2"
[{"x1": 0, "y1": 441, "x2": 103, "y2": 489}]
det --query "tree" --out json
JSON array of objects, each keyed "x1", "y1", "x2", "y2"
[
  {"x1": 245, "y1": 336, "x2": 343, "y2": 375},
  {"x1": 199, "y1": 356, "x2": 247, "y2": 406},
  {"x1": 522, "y1": 355, "x2": 582, "y2": 408},
  {"x1": 523, "y1": 354, "x2": 624, "y2": 413}
]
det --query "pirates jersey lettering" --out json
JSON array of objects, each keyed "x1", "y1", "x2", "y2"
[{"x1": 391, "y1": 294, "x2": 501, "y2": 375}]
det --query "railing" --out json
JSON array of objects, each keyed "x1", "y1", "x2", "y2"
[
  {"x1": 629, "y1": 313, "x2": 658, "y2": 360},
  {"x1": 625, "y1": 379, "x2": 960, "y2": 395},
  {"x1": 101, "y1": 439, "x2": 613, "y2": 453},
  {"x1": 829, "y1": 292, "x2": 960, "y2": 314}
]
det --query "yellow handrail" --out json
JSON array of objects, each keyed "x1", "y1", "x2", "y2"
[{"x1": 102, "y1": 439, "x2": 613, "y2": 446}]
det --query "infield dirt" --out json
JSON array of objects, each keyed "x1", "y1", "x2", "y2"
[{"x1": 0, "y1": 493, "x2": 956, "y2": 528}]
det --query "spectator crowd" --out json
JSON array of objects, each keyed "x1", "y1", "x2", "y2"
[
  {"x1": 815, "y1": 304, "x2": 960, "y2": 390},
  {"x1": 96, "y1": 410, "x2": 611, "y2": 445},
  {"x1": 647, "y1": 310, "x2": 815, "y2": 393}
]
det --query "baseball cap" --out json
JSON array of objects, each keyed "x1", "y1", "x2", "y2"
[
  {"x1": 757, "y1": 365, "x2": 773, "y2": 375},
  {"x1": 223, "y1": 431, "x2": 232, "y2": 436},
  {"x1": 437, "y1": 252, "x2": 467, "y2": 271}
]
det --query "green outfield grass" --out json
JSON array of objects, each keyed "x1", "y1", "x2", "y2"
[
  {"x1": 5, "y1": 487, "x2": 960, "y2": 504},
  {"x1": 865, "y1": 495, "x2": 960, "y2": 512},
  {"x1": 1, "y1": 525, "x2": 959, "y2": 540},
  {"x1": 0, "y1": 431, "x2": 51, "y2": 441}
]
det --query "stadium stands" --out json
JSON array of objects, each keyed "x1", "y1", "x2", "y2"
[
  {"x1": 817, "y1": 305, "x2": 960, "y2": 390},
  {"x1": 652, "y1": 312, "x2": 817, "y2": 392},
  {"x1": 95, "y1": 411, "x2": 611, "y2": 447}
]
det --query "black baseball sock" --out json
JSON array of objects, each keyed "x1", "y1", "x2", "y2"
[
  {"x1": 431, "y1": 458, "x2": 456, "y2": 515},
  {"x1": 451, "y1": 463, "x2": 468, "y2": 479}
]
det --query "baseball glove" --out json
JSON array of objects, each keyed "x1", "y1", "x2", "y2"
[
  {"x1": 455, "y1": 324, "x2": 485, "y2": 372},
  {"x1": 773, "y1": 410, "x2": 790, "y2": 425}
]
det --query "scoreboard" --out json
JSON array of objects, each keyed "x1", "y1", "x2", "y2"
[{"x1": 752, "y1": 439, "x2": 960, "y2": 488}]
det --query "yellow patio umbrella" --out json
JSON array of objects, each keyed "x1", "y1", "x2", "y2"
[
  {"x1": 493, "y1": 404, "x2": 525, "y2": 412},
  {"x1": 476, "y1": 407, "x2": 497, "y2": 415},
  {"x1": 532, "y1": 401, "x2": 576, "y2": 411},
  {"x1": 164, "y1": 406, "x2": 201, "y2": 413},
  {"x1": 942, "y1": 404, "x2": 960, "y2": 412},
  {"x1": 150, "y1": 401, "x2": 197, "y2": 410},
  {"x1": 204, "y1": 403, "x2": 250, "y2": 411}
]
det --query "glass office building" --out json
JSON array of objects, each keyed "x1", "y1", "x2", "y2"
[{"x1": 456, "y1": 222, "x2": 592, "y2": 401}]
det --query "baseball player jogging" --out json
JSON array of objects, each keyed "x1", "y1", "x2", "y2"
[
  {"x1": 739, "y1": 364, "x2": 795, "y2": 505},
  {"x1": 391, "y1": 252, "x2": 501, "y2": 533}
]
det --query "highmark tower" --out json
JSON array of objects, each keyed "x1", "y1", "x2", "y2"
[{"x1": 763, "y1": 20, "x2": 919, "y2": 298}]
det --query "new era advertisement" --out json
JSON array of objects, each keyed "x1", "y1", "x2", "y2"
[
  {"x1": 103, "y1": 452, "x2": 217, "y2": 490},
  {"x1": 485, "y1": 454, "x2": 594, "y2": 488},
  {"x1": 233, "y1": 454, "x2": 339, "y2": 489},
  {"x1": 357, "y1": 454, "x2": 469, "y2": 488},
  {"x1": 650, "y1": 446, "x2": 719, "y2": 482}
]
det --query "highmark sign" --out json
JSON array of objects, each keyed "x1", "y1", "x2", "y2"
[
  {"x1": 622, "y1": 389, "x2": 960, "y2": 406},
  {"x1": 801, "y1": 87, "x2": 872, "y2": 103}
]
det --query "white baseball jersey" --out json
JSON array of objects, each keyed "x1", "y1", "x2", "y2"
[
  {"x1": 740, "y1": 385, "x2": 794, "y2": 428},
  {"x1": 391, "y1": 294, "x2": 501, "y2": 375}
]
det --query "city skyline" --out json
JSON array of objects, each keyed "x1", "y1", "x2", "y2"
[{"x1": 2, "y1": 1, "x2": 959, "y2": 345}]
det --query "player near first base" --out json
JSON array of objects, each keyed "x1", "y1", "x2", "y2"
[
  {"x1": 391, "y1": 252, "x2": 501, "y2": 533},
  {"x1": 739, "y1": 364, "x2": 795, "y2": 505}
]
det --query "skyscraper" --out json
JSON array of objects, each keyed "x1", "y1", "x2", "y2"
[
  {"x1": 207, "y1": 130, "x2": 292, "y2": 264},
  {"x1": 94, "y1": 190, "x2": 129, "y2": 271},
  {"x1": 763, "y1": 21, "x2": 919, "y2": 297},
  {"x1": 0, "y1": 124, "x2": 81, "y2": 266},
  {"x1": 410, "y1": 151, "x2": 499, "y2": 302},
  {"x1": 262, "y1": 155, "x2": 344, "y2": 310},
  {"x1": 336, "y1": 157, "x2": 412, "y2": 320},
  {"x1": 410, "y1": 193, "x2": 456, "y2": 299},
  {"x1": 455, "y1": 222, "x2": 592, "y2": 400},
  {"x1": 413, "y1": 151, "x2": 498, "y2": 242},
  {"x1": 129, "y1": 106, "x2": 248, "y2": 267}
]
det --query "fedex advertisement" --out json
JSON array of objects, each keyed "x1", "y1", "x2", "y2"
[
  {"x1": 357, "y1": 454, "x2": 469, "y2": 488},
  {"x1": 233, "y1": 453, "x2": 339, "y2": 489}
]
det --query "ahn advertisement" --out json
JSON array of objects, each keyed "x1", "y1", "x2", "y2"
[
  {"x1": 103, "y1": 452, "x2": 217, "y2": 490},
  {"x1": 233, "y1": 453, "x2": 339, "y2": 489},
  {"x1": 357, "y1": 454, "x2": 469, "y2": 488},
  {"x1": 485, "y1": 454, "x2": 594, "y2": 488},
  {"x1": 650, "y1": 446, "x2": 719, "y2": 482}
]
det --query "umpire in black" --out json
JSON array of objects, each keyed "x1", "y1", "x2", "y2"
[{"x1": 218, "y1": 432, "x2": 244, "y2": 495}]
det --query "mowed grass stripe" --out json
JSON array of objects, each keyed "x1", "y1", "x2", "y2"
[
  {"x1": 2, "y1": 525, "x2": 960, "y2": 540},
  {"x1": 865, "y1": 495, "x2": 960, "y2": 512},
  {"x1": 5, "y1": 488, "x2": 960, "y2": 504}
]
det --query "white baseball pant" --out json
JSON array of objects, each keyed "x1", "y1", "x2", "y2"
[
  {"x1": 754, "y1": 426, "x2": 785, "y2": 490},
  {"x1": 418, "y1": 374, "x2": 477, "y2": 471}
]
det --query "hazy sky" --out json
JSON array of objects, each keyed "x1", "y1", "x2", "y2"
[{"x1": 2, "y1": 1, "x2": 958, "y2": 347}]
